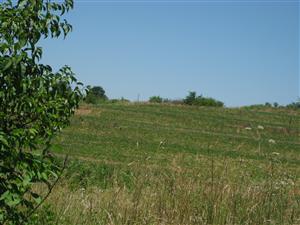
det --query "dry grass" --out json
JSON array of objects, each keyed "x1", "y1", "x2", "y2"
[
  {"x1": 75, "y1": 107, "x2": 92, "y2": 116},
  {"x1": 32, "y1": 154, "x2": 300, "y2": 225}
]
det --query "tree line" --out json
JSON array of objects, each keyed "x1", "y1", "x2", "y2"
[{"x1": 85, "y1": 85, "x2": 300, "y2": 110}]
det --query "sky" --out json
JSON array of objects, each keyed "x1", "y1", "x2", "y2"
[{"x1": 40, "y1": 0, "x2": 299, "y2": 106}]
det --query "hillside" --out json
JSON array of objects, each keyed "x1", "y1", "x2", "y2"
[
  {"x1": 53, "y1": 103, "x2": 300, "y2": 166},
  {"x1": 33, "y1": 103, "x2": 300, "y2": 225}
]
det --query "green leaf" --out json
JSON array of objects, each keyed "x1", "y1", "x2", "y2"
[
  {"x1": 0, "y1": 135, "x2": 8, "y2": 147},
  {"x1": 3, "y1": 59, "x2": 12, "y2": 71}
]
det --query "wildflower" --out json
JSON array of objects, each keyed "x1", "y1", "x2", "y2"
[
  {"x1": 245, "y1": 127, "x2": 252, "y2": 130},
  {"x1": 80, "y1": 188, "x2": 86, "y2": 198},
  {"x1": 271, "y1": 152, "x2": 280, "y2": 155},
  {"x1": 257, "y1": 125, "x2": 264, "y2": 130},
  {"x1": 269, "y1": 139, "x2": 276, "y2": 144}
]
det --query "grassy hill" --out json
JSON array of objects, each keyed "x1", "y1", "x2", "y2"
[
  {"x1": 53, "y1": 103, "x2": 299, "y2": 164},
  {"x1": 33, "y1": 103, "x2": 300, "y2": 225}
]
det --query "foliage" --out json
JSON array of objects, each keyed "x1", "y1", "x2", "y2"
[
  {"x1": 149, "y1": 96, "x2": 163, "y2": 103},
  {"x1": 265, "y1": 102, "x2": 272, "y2": 107},
  {"x1": 108, "y1": 97, "x2": 130, "y2": 104},
  {"x1": 183, "y1": 91, "x2": 197, "y2": 105},
  {"x1": 0, "y1": 0, "x2": 83, "y2": 224},
  {"x1": 286, "y1": 100, "x2": 300, "y2": 110},
  {"x1": 184, "y1": 91, "x2": 224, "y2": 107},
  {"x1": 85, "y1": 85, "x2": 107, "y2": 104}
]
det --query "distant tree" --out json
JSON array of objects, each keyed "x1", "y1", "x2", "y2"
[
  {"x1": 184, "y1": 91, "x2": 197, "y2": 105},
  {"x1": 109, "y1": 97, "x2": 130, "y2": 104},
  {"x1": 149, "y1": 96, "x2": 163, "y2": 103},
  {"x1": 273, "y1": 102, "x2": 279, "y2": 108},
  {"x1": 265, "y1": 102, "x2": 272, "y2": 107},
  {"x1": 90, "y1": 86, "x2": 107, "y2": 99},
  {"x1": 286, "y1": 100, "x2": 300, "y2": 109},
  {"x1": 85, "y1": 85, "x2": 107, "y2": 104},
  {"x1": 184, "y1": 91, "x2": 224, "y2": 107}
]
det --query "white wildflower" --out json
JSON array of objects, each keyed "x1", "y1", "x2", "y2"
[
  {"x1": 269, "y1": 139, "x2": 276, "y2": 144},
  {"x1": 80, "y1": 188, "x2": 86, "y2": 198},
  {"x1": 257, "y1": 125, "x2": 264, "y2": 130},
  {"x1": 271, "y1": 152, "x2": 280, "y2": 156},
  {"x1": 245, "y1": 127, "x2": 252, "y2": 130}
]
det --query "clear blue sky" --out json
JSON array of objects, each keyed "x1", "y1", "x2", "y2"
[{"x1": 41, "y1": 0, "x2": 299, "y2": 106}]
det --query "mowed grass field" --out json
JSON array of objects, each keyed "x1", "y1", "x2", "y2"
[{"x1": 33, "y1": 103, "x2": 300, "y2": 225}]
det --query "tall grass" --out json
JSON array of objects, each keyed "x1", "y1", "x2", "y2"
[{"x1": 30, "y1": 152, "x2": 300, "y2": 225}]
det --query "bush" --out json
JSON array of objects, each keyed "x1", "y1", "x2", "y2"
[
  {"x1": 149, "y1": 96, "x2": 163, "y2": 103},
  {"x1": 265, "y1": 102, "x2": 272, "y2": 107},
  {"x1": 286, "y1": 101, "x2": 300, "y2": 110},
  {"x1": 184, "y1": 91, "x2": 224, "y2": 107},
  {"x1": 85, "y1": 94, "x2": 99, "y2": 104},
  {"x1": 183, "y1": 91, "x2": 197, "y2": 105},
  {"x1": 108, "y1": 98, "x2": 130, "y2": 104},
  {"x1": 0, "y1": 1, "x2": 83, "y2": 224},
  {"x1": 85, "y1": 86, "x2": 108, "y2": 104}
]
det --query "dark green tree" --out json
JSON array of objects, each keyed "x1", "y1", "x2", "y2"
[
  {"x1": 183, "y1": 91, "x2": 224, "y2": 107},
  {"x1": 85, "y1": 85, "x2": 107, "y2": 104},
  {"x1": 265, "y1": 102, "x2": 272, "y2": 107},
  {"x1": 286, "y1": 99, "x2": 300, "y2": 109},
  {"x1": 0, "y1": 0, "x2": 83, "y2": 224},
  {"x1": 90, "y1": 86, "x2": 107, "y2": 99},
  {"x1": 149, "y1": 96, "x2": 163, "y2": 103},
  {"x1": 183, "y1": 91, "x2": 197, "y2": 105}
]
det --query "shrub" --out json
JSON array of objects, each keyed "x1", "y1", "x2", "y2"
[
  {"x1": 286, "y1": 101, "x2": 300, "y2": 110},
  {"x1": 85, "y1": 86, "x2": 107, "y2": 104},
  {"x1": 0, "y1": 1, "x2": 83, "y2": 224},
  {"x1": 184, "y1": 91, "x2": 224, "y2": 107},
  {"x1": 108, "y1": 98, "x2": 130, "y2": 104},
  {"x1": 265, "y1": 102, "x2": 272, "y2": 107},
  {"x1": 149, "y1": 96, "x2": 163, "y2": 103},
  {"x1": 183, "y1": 91, "x2": 197, "y2": 105}
]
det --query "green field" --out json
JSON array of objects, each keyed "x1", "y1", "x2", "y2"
[{"x1": 33, "y1": 103, "x2": 300, "y2": 225}]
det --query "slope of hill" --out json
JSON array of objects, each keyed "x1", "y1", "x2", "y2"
[
  {"x1": 53, "y1": 103, "x2": 300, "y2": 166},
  {"x1": 33, "y1": 103, "x2": 300, "y2": 225}
]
